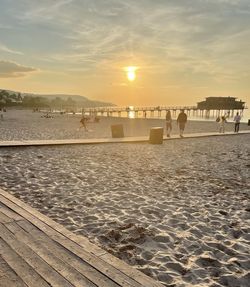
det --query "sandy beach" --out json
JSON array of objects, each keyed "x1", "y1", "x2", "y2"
[
  {"x1": 0, "y1": 109, "x2": 249, "y2": 287},
  {"x1": 0, "y1": 109, "x2": 249, "y2": 141}
]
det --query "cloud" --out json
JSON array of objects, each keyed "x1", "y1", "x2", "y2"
[
  {"x1": 0, "y1": 61, "x2": 37, "y2": 78},
  {"x1": 0, "y1": 23, "x2": 12, "y2": 29},
  {"x1": 1, "y1": 0, "x2": 250, "y2": 85},
  {"x1": 0, "y1": 44, "x2": 23, "y2": 55},
  {"x1": 19, "y1": 0, "x2": 74, "y2": 22}
]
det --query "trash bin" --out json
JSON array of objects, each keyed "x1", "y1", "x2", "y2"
[
  {"x1": 149, "y1": 127, "x2": 164, "y2": 144},
  {"x1": 111, "y1": 124, "x2": 124, "y2": 138}
]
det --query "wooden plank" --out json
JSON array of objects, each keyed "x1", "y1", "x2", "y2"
[
  {"x1": 0, "y1": 255, "x2": 28, "y2": 287},
  {"x1": 0, "y1": 131, "x2": 249, "y2": 147},
  {"x1": 0, "y1": 193, "x2": 147, "y2": 287},
  {"x1": 0, "y1": 238, "x2": 50, "y2": 287},
  {"x1": 0, "y1": 211, "x2": 14, "y2": 224},
  {"x1": 0, "y1": 223, "x2": 74, "y2": 287},
  {"x1": 68, "y1": 233, "x2": 163, "y2": 287},
  {"x1": 0, "y1": 204, "x2": 23, "y2": 221},
  {"x1": 0, "y1": 190, "x2": 164, "y2": 287},
  {"x1": 17, "y1": 219, "x2": 120, "y2": 287},
  {"x1": 5, "y1": 220, "x2": 112, "y2": 287},
  {"x1": 99, "y1": 253, "x2": 162, "y2": 287}
]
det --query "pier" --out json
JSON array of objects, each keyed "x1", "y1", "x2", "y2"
[
  {"x1": 81, "y1": 98, "x2": 246, "y2": 120},
  {"x1": 82, "y1": 105, "x2": 199, "y2": 118},
  {"x1": 43, "y1": 97, "x2": 247, "y2": 120}
]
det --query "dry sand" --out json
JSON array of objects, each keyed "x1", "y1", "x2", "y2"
[
  {"x1": 0, "y1": 109, "x2": 249, "y2": 286},
  {"x1": 0, "y1": 109, "x2": 249, "y2": 141}
]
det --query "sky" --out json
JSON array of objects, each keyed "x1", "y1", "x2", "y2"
[{"x1": 0, "y1": 0, "x2": 250, "y2": 107}]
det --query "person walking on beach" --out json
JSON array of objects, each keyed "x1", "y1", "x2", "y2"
[
  {"x1": 218, "y1": 113, "x2": 228, "y2": 133},
  {"x1": 0, "y1": 108, "x2": 3, "y2": 120},
  {"x1": 233, "y1": 112, "x2": 241, "y2": 133},
  {"x1": 165, "y1": 110, "x2": 172, "y2": 137},
  {"x1": 177, "y1": 110, "x2": 187, "y2": 138},
  {"x1": 79, "y1": 115, "x2": 88, "y2": 131}
]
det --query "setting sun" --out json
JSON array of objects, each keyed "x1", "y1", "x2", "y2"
[{"x1": 125, "y1": 66, "x2": 137, "y2": 81}]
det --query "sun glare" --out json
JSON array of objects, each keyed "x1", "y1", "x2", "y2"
[{"x1": 125, "y1": 66, "x2": 137, "y2": 81}]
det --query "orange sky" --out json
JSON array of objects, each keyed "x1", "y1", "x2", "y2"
[{"x1": 0, "y1": 1, "x2": 249, "y2": 107}]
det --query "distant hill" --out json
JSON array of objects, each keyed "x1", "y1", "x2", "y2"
[{"x1": 0, "y1": 89, "x2": 115, "y2": 108}]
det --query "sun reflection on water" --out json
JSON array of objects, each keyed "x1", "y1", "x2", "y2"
[{"x1": 128, "y1": 106, "x2": 135, "y2": 119}]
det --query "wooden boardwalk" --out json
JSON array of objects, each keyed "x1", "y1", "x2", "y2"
[
  {"x1": 0, "y1": 131, "x2": 249, "y2": 148},
  {"x1": 0, "y1": 188, "x2": 163, "y2": 287}
]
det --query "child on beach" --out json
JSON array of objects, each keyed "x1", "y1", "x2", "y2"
[
  {"x1": 165, "y1": 110, "x2": 172, "y2": 137},
  {"x1": 79, "y1": 116, "x2": 88, "y2": 131}
]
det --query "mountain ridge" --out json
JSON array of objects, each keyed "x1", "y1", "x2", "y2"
[{"x1": 0, "y1": 89, "x2": 115, "y2": 107}]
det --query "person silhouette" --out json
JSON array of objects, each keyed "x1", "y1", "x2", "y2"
[
  {"x1": 177, "y1": 110, "x2": 187, "y2": 138},
  {"x1": 79, "y1": 116, "x2": 88, "y2": 131},
  {"x1": 165, "y1": 110, "x2": 172, "y2": 137},
  {"x1": 219, "y1": 113, "x2": 229, "y2": 133},
  {"x1": 233, "y1": 112, "x2": 241, "y2": 133}
]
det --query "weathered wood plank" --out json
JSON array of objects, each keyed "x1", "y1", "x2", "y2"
[
  {"x1": 5, "y1": 220, "x2": 111, "y2": 287},
  {"x1": 0, "y1": 211, "x2": 14, "y2": 224},
  {"x1": 0, "y1": 189, "x2": 164, "y2": 287},
  {"x1": 0, "y1": 238, "x2": 50, "y2": 287},
  {"x1": 70, "y1": 234, "x2": 163, "y2": 287},
  {"x1": 0, "y1": 193, "x2": 144, "y2": 287},
  {"x1": 0, "y1": 275, "x2": 25, "y2": 287},
  {"x1": 0, "y1": 255, "x2": 28, "y2": 287},
  {"x1": 0, "y1": 223, "x2": 74, "y2": 287},
  {"x1": 17, "y1": 219, "x2": 120, "y2": 287},
  {"x1": 0, "y1": 131, "x2": 249, "y2": 148},
  {"x1": 0, "y1": 204, "x2": 23, "y2": 221}
]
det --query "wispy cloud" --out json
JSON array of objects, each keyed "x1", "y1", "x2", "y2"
[
  {"x1": 0, "y1": 60, "x2": 37, "y2": 78},
  {"x1": 0, "y1": 44, "x2": 23, "y2": 55},
  {"x1": 18, "y1": 0, "x2": 74, "y2": 22},
  {"x1": 0, "y1": 0, "x2": 249, "y2": 94},
  {"x1": 0, "y1": 23, "x2": 12, "y2": 29}
]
